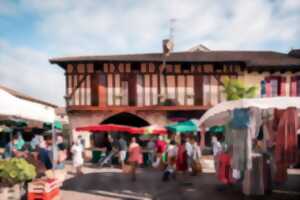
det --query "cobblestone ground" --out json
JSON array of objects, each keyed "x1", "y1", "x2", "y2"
[{"x1": 60, "y1": 164, "x2": 300, "y2": 200}]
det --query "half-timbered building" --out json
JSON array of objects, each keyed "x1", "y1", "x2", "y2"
[{"x1": 50, "y1": 46, "x2": 300, "y2": 144}]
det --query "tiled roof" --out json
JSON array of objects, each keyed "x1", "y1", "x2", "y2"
[{"x1": 50, "y1": 50, "x2": 300, "y2": 68}]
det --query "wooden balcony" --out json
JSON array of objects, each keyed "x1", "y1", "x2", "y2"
[{"x1": 67, "y1": 105, "x2": 211, "y2": 113}]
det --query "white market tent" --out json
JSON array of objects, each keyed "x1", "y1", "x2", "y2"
[
  {"x1": 199, "y1": 97, "x2": 300, "y2": 128},
  {"x1": 0, "y1": 88, "x2": 56, "y2": 123}
]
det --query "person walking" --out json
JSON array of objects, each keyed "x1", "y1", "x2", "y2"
[
  {"x1": 163, "y1": 140, "x2": 178, "y2": 181},
  {"x1": 185, "y1": 136, "x2": 193, "y2": 173},
  {"x1": 71, "y1": 139, "x2": 84, "y2": 175},
  {"x1": 176, "y1": 138, "x2": 188, "y2": 172},
  {"x1": 191, "y1": 136, "x2": 202, "y2": 175},
  {"x1": 211, "y1": 136, "x2": 222, "y2": 175},
  {"x1": 147, "y1": 138, "x2": 156, "y2": 166},
  {"x1": 118, "y1": 136, "x2": 128, "y2": 168},
  {"x1": 128, "y1": 137, "x2": 142, "y2": 182}
]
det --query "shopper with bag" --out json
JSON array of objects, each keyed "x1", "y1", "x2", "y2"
[{"x1": 191, "y1": 136, "x2": 202, "y2": 175}]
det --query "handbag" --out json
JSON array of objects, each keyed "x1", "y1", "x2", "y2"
[{"x1": 192, "y1": 160, "x2": 202, "y2": 174}]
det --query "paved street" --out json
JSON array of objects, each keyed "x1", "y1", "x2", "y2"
[{"x1": 61, "y1": 165, "x2": 300, "y2": 200}]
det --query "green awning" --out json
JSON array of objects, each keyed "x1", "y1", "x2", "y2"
[
  {"x1": 0, "y1": 125, "x2": 13, "y2": 133},
  {"x1": 43, "y1": 121, "x2": 63, "y2": 130},
  {"x1": 166, "y1": 120, "x2": 198, "y2": 133},
  {"x1": 209, "y1": 126, "x2": 225, "y2": 133},
  {"x1": 0, "y1": 119, "x2": 27, "y2": 127}
]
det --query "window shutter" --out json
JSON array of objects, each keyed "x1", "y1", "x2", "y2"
[
  {"x1": 265, "y1": 77, "x2": 271, "y2": 97},
  {"x1": 280, "y1": 77, "x2": 286, "y2": 96},
  {"x1": 290, "y1": 76, "x2": 297, "y2": 96}
]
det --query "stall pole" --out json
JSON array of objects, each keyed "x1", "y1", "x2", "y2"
[
  {"x1": 52, "y1": 122, "x2": 57, "y2": 169},
  {"x1": 200, "y1": 125, "x2": 206, "y2": 149}
]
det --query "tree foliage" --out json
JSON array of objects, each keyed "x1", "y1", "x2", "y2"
[{"x1": 222, "y1": 77, "x2": 258, "y2": 100}]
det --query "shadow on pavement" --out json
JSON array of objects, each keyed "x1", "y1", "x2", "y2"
[{"x1": 62, "y1": 169, "x2": 300, "y2": 200}]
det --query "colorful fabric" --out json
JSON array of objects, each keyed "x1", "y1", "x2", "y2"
[
  {"x1": 230, "y1": 108, "x2": 250, "y2": 129},
  {"x1": 243, "y1": 153, "x2": 265, "y2": 195},
  {"x1": 248, "y1": 107, "x2": 262, "y2": 139},
  {"x1": 231, "y1": 128, "x2": 252, "y2": 171},
  {"x1": 274, "y1": 108, "x2": 298, "y2": 183}
]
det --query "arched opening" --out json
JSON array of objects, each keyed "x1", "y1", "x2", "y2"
[
  {"x1": 91, "y1": 112, "x2": 150, "y2": 155},
  {"x1": 101, "y1": 112, "x2": 150, "y2": 127}
]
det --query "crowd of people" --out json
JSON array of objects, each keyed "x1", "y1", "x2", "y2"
[
  {"x1": 1, "y1": 131, "x2": 205, "y2": 183},
  {"x1": 1, "y1": 132, "x2": 68, "y2": 177},
  {"x1": 94, "y1": 134, "x2": 203, "y2": 182}
]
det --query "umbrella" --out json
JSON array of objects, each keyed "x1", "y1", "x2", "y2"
[
  {"x1": 0, "y1": 125, "x2": 12, "y2": 133},
  {"x1": 0, "y1": 119, "x2": 27, "y2": 127},
  {"x1": 166, "y1": 120, "x2": 198, "y2": 133},
  {"x1": 76, "y1": 124, "x2": 140, "y2": 134},
  {"x1": 199, "y1": 97, "x2": 300, "y2": 127}
]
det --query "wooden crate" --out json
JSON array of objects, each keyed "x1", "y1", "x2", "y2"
[
  {"x1": 0, "y1": 183, "x2": 23, "y2": 200},
  {"x1": 28, "y1": 179, "x2": 61, "y2": 193},
  {"x1": 28, "y1": 188, "x2": 60, "y2": 200}
]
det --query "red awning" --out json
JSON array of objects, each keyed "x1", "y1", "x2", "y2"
[
  {"x1": 76, "y1": 124, "x2": 141, "y2": 134},
  {"x1": 132, "y1": 125, "x2": 168, "y2": 135},
  {"x1": 75, "y1": 124, "x2": 167, "y2": 135}
]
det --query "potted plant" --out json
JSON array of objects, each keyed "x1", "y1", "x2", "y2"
[{"x1": 0, "y1": 158, "x2": 37, "y2": 200}]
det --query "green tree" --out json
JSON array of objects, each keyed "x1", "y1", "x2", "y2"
[{"x1": 222, "y1": 77, "x2": 258, "y2": 100}]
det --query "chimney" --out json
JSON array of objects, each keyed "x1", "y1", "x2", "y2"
[{"x1": 162, "y1": 39, "x2": 174, "y2": 56}]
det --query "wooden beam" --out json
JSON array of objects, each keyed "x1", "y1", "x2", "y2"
[
  {"x1": 66, "y1": 64, "x2": 88, "y2": 102},
  {"x1": 67, "y1": 105, "x2": 211, "y2": 112}
]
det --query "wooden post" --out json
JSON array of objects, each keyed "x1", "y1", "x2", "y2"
[{"x1": 200, "y1": 125, "x2": 206, "y2": 149}]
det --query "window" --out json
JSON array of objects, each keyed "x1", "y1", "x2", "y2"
[
  {"x1": 270, "y1": 78, "x2": 279, "y2": 97},
  {"x1": 265, "y1": 76, "x2": 285, "y2": 97},
  {"x1": 291, "y1": 76, "x2": 300, "y2": 97},
  {"x1": 297, "y1": 79, "x2": 300, "y2": 96}
]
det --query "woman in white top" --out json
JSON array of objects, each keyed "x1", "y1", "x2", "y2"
[{"x1": 71, "y1": 139, "x2": 84, "y2": 175}]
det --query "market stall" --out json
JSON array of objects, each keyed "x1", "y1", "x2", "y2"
[
  {"x1": 76, "y1": 124, "x2": 167, "y2": 165},
  {"x1": 198, "y1": 97, "x2": 300, "y2": 195},
  {"x1": 0, "y1": 88, "x2": 61, "y2": 199}
]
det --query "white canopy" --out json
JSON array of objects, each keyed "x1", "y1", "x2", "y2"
[
  {"x1": 0, "y1": 89, "x2": 56, "y2": 123},
  {"x1": 199, "y1": 97, "x2": 300, "y2": 127}
]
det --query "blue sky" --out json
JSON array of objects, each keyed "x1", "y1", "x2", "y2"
[{"x1": 0, "y1": 0, "x2": 300, "y2": 106}]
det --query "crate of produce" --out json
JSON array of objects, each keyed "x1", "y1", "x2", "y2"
[
  {"x1": 28, "y1": 188, "x2": 60, "y2": 200},
  {"x1": 28, "y1": 178, "x2": 61, "y2": 193}
]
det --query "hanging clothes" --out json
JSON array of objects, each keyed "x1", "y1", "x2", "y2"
[
  {"x1": 230, "y1": 108, "x2": 250, "y2": 129},
  {"x1": 248, "y1": 107, "x2": 263, "y2": 139},
  {"x1": 272, "y1": 109, "x2": 285, "y2": 132},
  {"x1": 243, "y1": 153, "x2": 265, "y2": 195},
  {"x1": 274, "y1": 107, "x2": 298, "y2": 183},
  {"x1": 230, "y1": 128, "x2": 252, "y2": 171}
]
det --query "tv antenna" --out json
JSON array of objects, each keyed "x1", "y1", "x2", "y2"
[{"x1": 169, "y1": 18, "x2": 176, "y2": 43}]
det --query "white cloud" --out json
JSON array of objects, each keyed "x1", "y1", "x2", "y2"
[
  {"x1": 20, "y1": 0, "x2": 299, "y2": 54},
  {"x1": 0, "y1": 0, "x2": 299, "y2": 106},
  {"x1": 0, "y1": 40, "x2": 65, "y2": 105}
]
